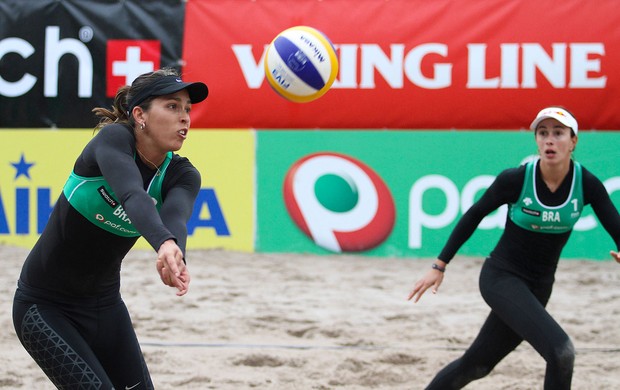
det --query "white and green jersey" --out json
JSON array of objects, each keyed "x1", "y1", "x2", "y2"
[
  {"x1": 62, "y1": 152, "x2": 172, "y2": 237},
  {"x1": 508, "y1": 160, "x2": 583, "y2": 234}
]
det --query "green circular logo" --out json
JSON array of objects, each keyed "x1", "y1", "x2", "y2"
[{"x1": 314, "y1": 174, "x2": 358, "y2": 212}]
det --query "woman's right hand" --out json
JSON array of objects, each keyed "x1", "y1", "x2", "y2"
[
  {"x1": 610, "y1": 250, "x2": 620, "y2": 264},
  {"x1": 407, "y1": 260, "x2": 446, "y2": 303}
]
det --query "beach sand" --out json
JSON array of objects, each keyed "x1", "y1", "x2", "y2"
[{"x1": 2, "y1": 245, "x2": 619, "y2": 389}]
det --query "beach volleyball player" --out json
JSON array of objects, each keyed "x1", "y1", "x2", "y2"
[
  {"x1": 409, "y1": 107, "x2": 620, "y2": 389},
  {"x1": 12, "y1": 68, "x2": 208, "y2": 389}
]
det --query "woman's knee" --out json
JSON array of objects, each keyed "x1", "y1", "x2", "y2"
[{"x1": 550, "y1": 337, "x2": 575, "y2": 372}]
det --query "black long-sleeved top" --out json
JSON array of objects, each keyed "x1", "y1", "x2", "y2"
[
  {"x1": 18, "y1": 123, "x2": 201, "y2": 297},
  {"x1": 438, "y1": 161, "x2": 620, "y2": 280}
]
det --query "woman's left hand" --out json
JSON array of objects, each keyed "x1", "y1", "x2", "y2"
[{"x1": 610, "y1": 250, "x2": 620, "y2": 264}]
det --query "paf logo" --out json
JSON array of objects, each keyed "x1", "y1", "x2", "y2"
[
  {"x1": 283, "y1": 152, "x2": 395, "y2": 252},
  {"x1": 106, "y1": 40, "x2": 160, "y2": 97}
]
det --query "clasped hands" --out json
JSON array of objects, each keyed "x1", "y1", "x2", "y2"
[{"x1": 156, "y1": 239, "x2": 190, "y2": 296}]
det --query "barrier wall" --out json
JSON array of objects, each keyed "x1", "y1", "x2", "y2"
[
  {"x1": 2, "y1": 1, "x2": 620, "y2": 260},
  {"x1": 1, "y1": 130, "x2": 619, "y2": 260}
]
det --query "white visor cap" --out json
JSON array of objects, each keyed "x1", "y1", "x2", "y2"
[{"x1": 530, "y1": 107, "x2": 578, "y2": 134}]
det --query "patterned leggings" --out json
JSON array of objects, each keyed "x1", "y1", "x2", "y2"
[{"x1": 13, "y1": 288, "x2": 153, "y2": 390}]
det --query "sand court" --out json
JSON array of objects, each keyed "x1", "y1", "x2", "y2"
[{"x1": 2, "y1": 245, "x2": 619, "y2": 389}]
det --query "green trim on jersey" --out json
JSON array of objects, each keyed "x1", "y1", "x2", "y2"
[
  {"x1": 508, "y1": 160, "x2": 583, "y2": 234},
  {"x1": 62, "y1": 152, "x2": 172, "y2": 237}
]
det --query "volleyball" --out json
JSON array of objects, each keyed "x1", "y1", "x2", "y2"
[{"x1": 264, "y1": 26, "x2": 339, "y2": 103}]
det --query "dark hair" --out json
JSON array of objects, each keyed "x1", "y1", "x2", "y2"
[{"x1": 92, "y1": 67, "x2": 181, "y2": 130}]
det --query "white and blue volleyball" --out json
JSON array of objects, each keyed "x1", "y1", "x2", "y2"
[{"x1": 264, "y1": 26, "x2": 339, "y2": 103}]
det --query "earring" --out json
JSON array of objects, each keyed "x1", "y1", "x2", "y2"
[{"x1": 141, "y1": 123, "x2": 145, "y2": 130}]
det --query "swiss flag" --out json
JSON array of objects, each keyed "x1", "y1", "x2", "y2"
[{"x1": 106, "y1": 40, "x2": 161, "y2": 97}]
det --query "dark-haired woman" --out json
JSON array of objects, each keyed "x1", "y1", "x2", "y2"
[
  {"x1": 13, "y1": 68, "x2": 208, "y2": 389},
  {"x1": 409, "y1": 107, "x2": 620, "y2": 389}
]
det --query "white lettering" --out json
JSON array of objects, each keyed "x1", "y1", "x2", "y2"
[
  {"x1": 467, "y1": 44, "x2": 498, "y2": 88},
  {"x1": 409, "y1": 175, "x2": 505, "y2": 249},
  {"x1": 360, "y1": 44, "x2": 404, "y2": 88},
  {"x1": 234, "y1": 41, "x2": 606, "y2": 91},
  {"x1": 569, "y1": 43, "x2": 606, "y2": 88},
  {"x1": 409, "y1": 175, "x2": 459, "y2": 249},
  {"x1": 499, "y1": 43, "x2": 519, "y2": 88},
  {"x1": 44, "y1": 26, "x2": 93, "y2": 97},
  {"x1": 467, "y1": 43, "x2": 605, "y2": 89},
  {"x1": 0, "y1": 26, "x2": 94, "y2": 98},
  {"x1": 0, "y1": 38, "x2": 37, "y2": 97},
  {"x1": 542, "y1": 211, "x2": 560, "y2": 222},
  {"x1": 522, "y1": 43, "x2": 566, "y2": 88},
  {"x1": 112, "y1": 206, "x2": 132, "y2": 223},
  {"x1": 232, "y1": 44, "x2": 267, "y2": 88},
  {"x1": 467, "y1": 43, "x2": 520, "y2": 88},
  {"x1": 104, "y1": 220, "x2": 136, "y2": 234},
  {"x1": 404, "y1": 43, "x2": 451, "y2": 89}
]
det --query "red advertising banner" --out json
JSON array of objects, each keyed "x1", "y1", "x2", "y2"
[{"x1": 183, "y1": 0, "x2": 619, "y2": 130}]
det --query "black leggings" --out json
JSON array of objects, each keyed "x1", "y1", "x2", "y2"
[
  {"x1": 13, "y1": 287, "x2": 153, "y2": 390},
  {"x1": 426, "y1": 259, "x2": 574, "y2": 389}
]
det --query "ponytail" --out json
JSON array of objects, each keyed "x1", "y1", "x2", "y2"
[
  {"x1": 92, "y1": 67, "x2": 181, "y2": 131},
  {"x1": 92, "y1": 85, "x2": 132, "y2": 130}
]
